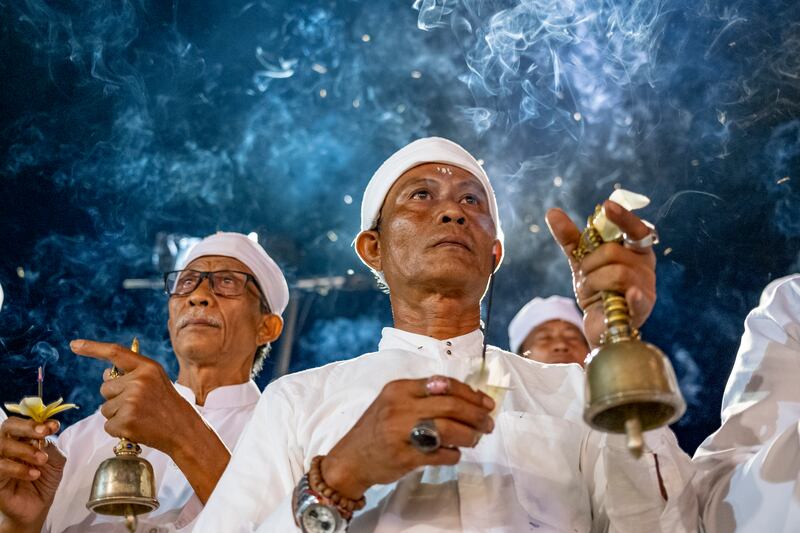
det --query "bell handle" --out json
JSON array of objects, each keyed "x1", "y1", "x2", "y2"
[{"x1": 107, "y1": 339, "x2": 142, "y2": 458}]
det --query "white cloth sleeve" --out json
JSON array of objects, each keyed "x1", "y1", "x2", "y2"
[
  {"x1": 192, "y1": 381, "x2": 304, "y2": 532},
  {"x1": 584, "y1": 426, "x2": 698, "y2": 532},
  {"x1": 693, "y1": 275, "x2": 800, "y2": 532}
]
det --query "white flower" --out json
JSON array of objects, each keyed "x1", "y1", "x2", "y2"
[
  {"x1": 465, "y1": 357, "x2": 511, "y2": 418},
  {"x1": 4, "y1": 397, "x2": 78, "y2": 423},
  {"x1": 592, "y1": 189, "x2": 651, "y2": 241}
]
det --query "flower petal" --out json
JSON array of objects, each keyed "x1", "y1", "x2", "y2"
[
  {"x1": 592, "y1": 189, "x2": 652, "y2": 242},
  {"x1": 44, "y1": 398, "x2": 64, "y2": 411},
  {"x1": 609, "y1": 189, "x2": 650, "y2": 210},
  {"x1": 43, "y1": 403, "x2": 79, "y2": 417},
  {"x1": 4, "y1": 403, "x2": 25, "y2": 415},
  {"x1": 19, "y1": 397, "x2": 46, "y2": 411}
]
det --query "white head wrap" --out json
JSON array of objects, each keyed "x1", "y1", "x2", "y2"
[
  {"x1": 508, "y1": 295, "x2": 584, "y2": 353},
  {"x1": 178, "y1": 232, "x2": 290, "y2": 316},
  {"x1": 359, "y1": 137, "x2": 503, "y2": 241}
]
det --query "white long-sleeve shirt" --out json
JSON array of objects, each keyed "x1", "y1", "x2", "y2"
[
  {"x1": 44, "y1": 381, "x2": 260, "y2": 533},
  {"x1": 195, "y1": 328, "x2": 697, "y2": 532},
  {"x1": 694, "y1": 274, "x2": 800, "y2": 532}
]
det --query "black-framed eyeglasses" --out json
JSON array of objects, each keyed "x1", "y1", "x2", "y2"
[{"x1": 164, "y1": 269, "x2": 268, "y2": 309}]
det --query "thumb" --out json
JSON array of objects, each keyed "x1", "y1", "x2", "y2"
[
  {"x1": 545, "y1": 208, "x2": 582, "y2": 270},
  {"x1": 625, "y1": 286, "x2": 654, "y2": 329},
  {"x1": 43, "y1": 440, "x2": 66, "y2": 469}
]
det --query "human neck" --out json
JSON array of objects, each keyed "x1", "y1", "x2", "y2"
[
  {"x1": 176, "y1": 358, "x2": 251, "y2": 406},
  {"x1": 389, "y1": 286, "x2": 482, "y2": 340}
]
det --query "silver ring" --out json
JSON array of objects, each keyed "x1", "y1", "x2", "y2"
[
  {"x1": 623, "y1": 228, "x2": 659, "y2": 250},
  {"x1": 409, "y1": 419, "x2": 440, "y2": 454}
]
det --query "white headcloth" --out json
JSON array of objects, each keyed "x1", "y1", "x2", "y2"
[
  {"x1": 508, "y1": 295, "x2": 584, "y2": 353},
  {"x1": 178, "y1": 232, "x2": 290, "y2": 316},
  {"x1": 359, "y1": 137, "x2": 504, "y2": 242}
]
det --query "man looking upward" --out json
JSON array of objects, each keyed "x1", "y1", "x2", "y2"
[{"x1": 195, "y1": 138, "x2": 697, "y2": 532}]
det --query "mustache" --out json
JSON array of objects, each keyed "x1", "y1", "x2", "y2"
[{"x1": 175, "y1": 314, "x2": 223, "y2": 330}]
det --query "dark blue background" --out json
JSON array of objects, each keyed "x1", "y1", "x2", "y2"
[{"x1": 2, "y1": 0, "x2": 799, "y2": 454}]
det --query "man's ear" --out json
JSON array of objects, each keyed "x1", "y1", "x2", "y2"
[
  {"x1": 355, "y1": 230, "x2": 382, "y2": 272},
  {"x1": 256, "y1": 314, "x2": 284, "y2": 345},
  {"x1": 492, "y1": 240, "x2": 504, "y2": 271}
]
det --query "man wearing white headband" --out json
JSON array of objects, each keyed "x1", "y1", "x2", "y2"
[
  {"x1": 0, "y1": 232, "x2": 287, "y2": 532},
  {"x1": 508, "y1": 295, "x2": 589, "y2": 365},
  {"x1": 196, "y1": 137, "x2": 696, "y2": 532}
]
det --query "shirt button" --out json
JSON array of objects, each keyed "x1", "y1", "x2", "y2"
[
  {"x1": 446, "y1": 350, "x2": 452, "y2": 355},
  {"x1": 446, "y1": 341, "x2": 452, "y2": 346}
]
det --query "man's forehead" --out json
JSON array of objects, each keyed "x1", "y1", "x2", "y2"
[
  {"x1": 392, "y1": 163, "x2": 486, "y2": 193},
  {"x1": 533, "y1": 319, "x2": 584, "y2": 335},
  {"x1": 185, "y1": 255, "x2": 254, "y2": 275}
]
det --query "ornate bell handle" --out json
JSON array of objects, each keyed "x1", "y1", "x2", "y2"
[
  {"x1": 108, "y1": 339, "x2": 142, "y2": 458},
  {"x1": 573, "y1": 208, "x2": 639, "y2": 345}
]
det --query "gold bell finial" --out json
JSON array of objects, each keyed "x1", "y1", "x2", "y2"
[
  {"x1": 87, "y1": 338, "x2": 159, "y2": 532},
  {"x1": 575, "y1": 206, "x2": 686, "y2": 457}
]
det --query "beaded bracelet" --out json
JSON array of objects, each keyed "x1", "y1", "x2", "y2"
[{"x1": 308, "y1": 455, "x2": 366, "y2": 519}]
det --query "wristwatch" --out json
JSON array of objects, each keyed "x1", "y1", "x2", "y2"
[{"x1": 292, "y1": 473, "x2": 347, "y2": 533}]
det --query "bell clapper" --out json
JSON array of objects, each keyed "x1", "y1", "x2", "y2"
[
  {"x1": 125, "y1": 505, "x2": 137, "y2": 533},
  {"x1": 624, "y1": 417, "x2": 643, "y2": 458}
]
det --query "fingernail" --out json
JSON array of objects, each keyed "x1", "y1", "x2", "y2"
[
  {"x1": 36, "y1": 452, "x2": 48, "y2": 463},
  {"x1": 487, "y1": 417, "x2": 495, "y2": 432},
  {"x1": 35, "y1": 425, "x2": 47, "y2": 435},
  {"x1": 482, "y1": 396, "x2": 495, "y2": 410},
  {"x1": 70, "y1": 340, "x2": 82, "y2": 350},
  {"x1": 29, "y1": 468, "x2": 40, "y2": 478}
]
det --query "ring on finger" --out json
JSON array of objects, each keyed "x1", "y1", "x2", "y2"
[
  {"x1": 409, "y1": 419, "x2": 441, "y2": 454},
  {"x1": 425, "y1": 375, "x2": 450, "y2": 396},
  {"x1": 623, "y1": 228, "x2": 659, "y2": 250}
]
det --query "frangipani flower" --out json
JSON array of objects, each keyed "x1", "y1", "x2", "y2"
[
  {"x1": 4, "y1": 396, "x2": 78, "y2": 423},
  {"x1": 466, "y1": 357, "x2": 511, "y2": 418},
  {"x1": 592, "y1": 189, "x2": 651, "y2": 242}
]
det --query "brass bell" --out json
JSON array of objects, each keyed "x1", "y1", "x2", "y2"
[
  {"x1": 87, "y1": 339, "x2": 159, "y2": 532},
  {"x1": 583, "y1": 293, "x2": 685, "y2": 457},
  {"x1": 575, "y1": 207, "x2": 686, "y2": 457}
]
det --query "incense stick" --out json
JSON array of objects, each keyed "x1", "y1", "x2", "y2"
[
  {"x1": 37, "y1": 366, "x2": 44, "y2": 449},
  {"x1": 37, "y1": 366, "x2": 43, "y2": 400}
]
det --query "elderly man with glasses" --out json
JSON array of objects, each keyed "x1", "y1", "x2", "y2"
[{"x1": 0, "y1": 232, "x2": 287, "y2": 533}]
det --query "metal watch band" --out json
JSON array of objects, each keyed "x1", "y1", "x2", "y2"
[{"x1": 292, "y1": 473, "x2": 347, "y2": 533}]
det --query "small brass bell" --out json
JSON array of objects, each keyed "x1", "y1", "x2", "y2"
[
  {"x1": 575, "y1": 207, "x2": 686, "y2": 457},
  {"x1": 87, "y1": 338, "x2": 159, "y2": 532}
]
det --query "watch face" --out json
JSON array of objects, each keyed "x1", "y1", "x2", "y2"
[{"x1": 301, "y1": 503, "x2": 339, "y2": 533}]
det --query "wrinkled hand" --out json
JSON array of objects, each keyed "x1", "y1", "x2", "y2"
[
  {"x1": 321, "y1": 376, "x2": 495, "y2": 500},
  {"x1": 0, "y1": 417, "x2": 65, "y2": 532},
  {"x1": 546, "y1": 200, "x2": 657, "y2": 349},
  {"x1": 70, "y1": 339, "x2": 197, "y2": 456}
]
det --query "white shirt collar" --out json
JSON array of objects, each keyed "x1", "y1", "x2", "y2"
[
  {"x1": 378, "y1": 327, "x2": 485, "y2": 360},
  {"x1": 173, "y1": 380, "x2": 260, "y2": 409}
]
